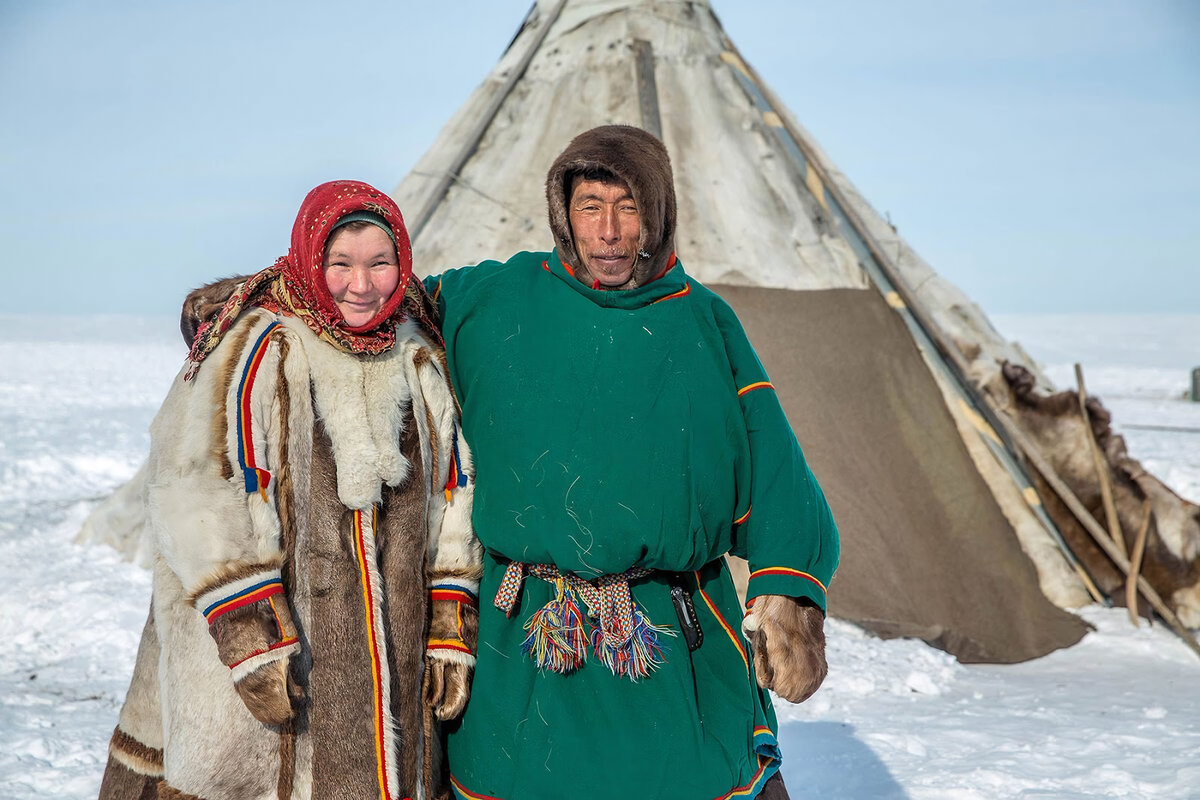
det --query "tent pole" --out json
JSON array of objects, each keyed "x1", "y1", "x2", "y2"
[
  {"x1": 1074, "y1": 363, "x2": 1128, "y2": 561},
  {"x1": 1000, "y1": 417, "x2": 1200, "y2": 658},
  {"x1": 408, "y1": 0, "x2": 567, "y2": 243}
]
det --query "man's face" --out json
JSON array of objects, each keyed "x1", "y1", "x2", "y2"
[{"x1": 568, "y1": 176, "x2": 641, "y2": 289}]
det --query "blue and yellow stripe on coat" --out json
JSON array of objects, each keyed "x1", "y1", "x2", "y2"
[{"x1": 237, "y1": 321, "x2": 281, "y2": 500}]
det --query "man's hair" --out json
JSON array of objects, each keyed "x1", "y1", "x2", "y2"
[
  {"x1": 573, "y1": 165, "x2": 622, "y2": 185},
  {"x1": 566, "y1": 165, "x2": 627, "y2": 202}
]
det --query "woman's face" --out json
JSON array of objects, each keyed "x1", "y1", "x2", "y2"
[{"x1": 322, "y1": 225, "x2": 401, "y2": 327}]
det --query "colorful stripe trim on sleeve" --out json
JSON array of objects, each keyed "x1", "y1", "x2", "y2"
[
  {"x1": 737, "y1": 380, "x2": 774, "y2": 397},
  {"x1": 427, "y1": 639, "x2": 473, "y2": 655},
  {"x1": 202, "y1": 578, "x2": 285, "y2": 624},
  {"x1": 430, "y1": 587, "x2": 478, "y2": 606},
  {"x1": 733, "y1": 506, "x2": 752, "y2": 526},
  {"x1": 237, "y1": 321, "x2": 281, "y2": 501},
  {"x1": 450, "y1": 774, "x2": 503, "y2": 800},
  {"x1": 716, "y1": 754, "x2": 774, "y2": 800},
  {"x1": 693, "y1": 571, "x2": 749, "y2": 674},
  {"x1": 749, "y1": 566, "x2": 828, "y2": 594}
]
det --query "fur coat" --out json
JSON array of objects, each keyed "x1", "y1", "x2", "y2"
[{"x1": 97, "y1": 308, "x2": 480, "y2": 800}]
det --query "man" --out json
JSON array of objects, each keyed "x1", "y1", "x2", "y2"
[{"x1": 426, "y1": 125, "x2": 838, "y2": 799}]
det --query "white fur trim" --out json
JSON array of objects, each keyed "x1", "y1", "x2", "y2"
[
  {"x1": 425, "y1": 647, "x2": 476, "y2": 668},
  {"x1": 229, "y1": 639, "x2": 300, "y2": 683},
  {"x1": 109, "y1": 739, "x2": 164, "y2": 778},
  {"x1": 430, "y1": 484, "x2": 481, "y2": 575},
  {"x1": 741, "y1": 604, "x2": 761, "y2": 636},
  {"x1": 428, "y1": 576, "x2": 480, "y2": 595}
]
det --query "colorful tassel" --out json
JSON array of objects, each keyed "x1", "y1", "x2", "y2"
[
  {"x1": 591, "y1": 603, "x2": 675, "y2": 680},
  {"x1": 520, "y1": 579, "x2": 589, "y2": 674}
]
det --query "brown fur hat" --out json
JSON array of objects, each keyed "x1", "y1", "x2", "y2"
[{"x1": 545, "y1": 125, "x2": 677, "y2": 287}]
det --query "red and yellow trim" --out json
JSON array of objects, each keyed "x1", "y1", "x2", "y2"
[
  {"x1": 353, "y1": 506, "x2": 397, "y2": 800},
  {"x1": 733, "y1": 506, "x2": 752, "y2": 526},
  {"x1": 450, "y1": 774, "x2": 503, "y2": 800},
  {"x1": 431, "y1": 588, "x2": 478, "y2": 605},
  {"x1": 227, "y1": 636, "x2": 299, "y2": 671},
  {"x1": 715, "y1": 753, "x2": 773, "y2": 800},
  {"x1": 651, "y1": 281, "x2": 691, "y2": 304},
  {"x1": 737, "y1": 380, "x2": 774, "y2": 398},
  {"x1": 427, "y1": 638, "x2": 473, "y2": 655},
  {"x1": 749, "y1": 566, "x2": 827, "y2": 595},
  {"x1": 693, "y1": 571, "x2": 749, "y2": 674}
]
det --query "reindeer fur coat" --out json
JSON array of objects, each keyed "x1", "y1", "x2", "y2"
[{"x1": 98, "y1": 308, "x2": 480, "y2": 800}]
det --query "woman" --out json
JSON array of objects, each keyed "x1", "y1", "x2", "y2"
[{"x1": 97, "y1": 180, "x2": 481, "y2": 800}]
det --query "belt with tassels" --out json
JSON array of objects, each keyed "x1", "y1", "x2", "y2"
[{"x1": 493, "y1": 562, "x2": 676, "y2": 680}]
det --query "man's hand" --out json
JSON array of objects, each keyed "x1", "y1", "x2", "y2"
[{"x1": 744, "y1": 594, "x2": 828, "y2": 703}]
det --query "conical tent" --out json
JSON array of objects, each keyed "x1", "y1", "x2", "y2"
[{"x1": 392, "y1": 0, "x2": 1095, "y2": 662}]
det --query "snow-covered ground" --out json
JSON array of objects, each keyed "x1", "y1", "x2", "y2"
[{"x1": 1, "y1": 312, "x2": 1197, "y2": 799}]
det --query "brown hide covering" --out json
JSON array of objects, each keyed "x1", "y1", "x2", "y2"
[
  {"x1": 999, "y1": 362, "x2": 1200, "y2": 623},
  {"x1": 715, "y1": 284, "x2": 1088, "y2": 663},
  {"x1": 300, "y1": 416, "x2": 430, "y2": 799}
]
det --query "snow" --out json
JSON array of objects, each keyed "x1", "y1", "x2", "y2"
[{"x1": 1, "y1": 312, "x2": 1197, "y2": 799}]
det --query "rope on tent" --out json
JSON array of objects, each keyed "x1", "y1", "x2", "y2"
[{"x1": 1121, "y1": 423, "x2": 1200, "y2": 435}]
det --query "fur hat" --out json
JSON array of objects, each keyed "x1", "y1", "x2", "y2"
[{"x1": 545, "y1": 125, "x2": 677, "y2": 287}]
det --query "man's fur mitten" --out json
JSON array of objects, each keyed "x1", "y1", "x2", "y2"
[{"x1": 743, "y1": 594, "x2": 828, "y2": 704}]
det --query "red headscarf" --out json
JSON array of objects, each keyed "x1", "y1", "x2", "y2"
[{"x1": 186, "y1": 180, "x2": 427, "y2": 375}]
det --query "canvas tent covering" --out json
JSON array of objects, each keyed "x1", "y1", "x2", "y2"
[{"x1": 392, "y1": 0, "x2": 1095, "y2": 663}]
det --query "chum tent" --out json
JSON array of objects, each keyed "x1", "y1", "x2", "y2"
[{"x1": 391, "y1": 0, "x2": 1097, "y2": 663}]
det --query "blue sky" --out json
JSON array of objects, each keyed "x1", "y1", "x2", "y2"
[{"x1": 1, "y1": 1, "x2": 1197, "y2": 315}]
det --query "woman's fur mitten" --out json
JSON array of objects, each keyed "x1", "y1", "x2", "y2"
[{"x1": 743, "y1": 594, "x2": 828, "y2": 703}]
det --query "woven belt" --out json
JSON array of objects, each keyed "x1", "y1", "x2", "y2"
[{"x1": 494, "y1": 562, "x2": 674, "y2": 680}]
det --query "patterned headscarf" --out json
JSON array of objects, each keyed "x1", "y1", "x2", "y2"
[{"x1": 186, "y1": 180, "x2": 416, "y2": 376}]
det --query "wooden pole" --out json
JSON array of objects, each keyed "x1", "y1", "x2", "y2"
[
  {"x1": 1126, "y1": 499, "x2": 1153, "y2": 628},
  {"x1": 997, "y1": 417, "x2": 1200, "y2": 659},
  {"x1": 1074, "y1": 363, "x2": 1128, "y2": 560}
]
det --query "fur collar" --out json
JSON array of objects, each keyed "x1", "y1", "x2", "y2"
[{"x1": 282, "y1": 315, "x2": 429, "y2": 509}]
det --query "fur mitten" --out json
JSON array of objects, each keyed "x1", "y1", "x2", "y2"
[
  {"x1": 196, "y1": 571, "x2": 301, "y2": 725},
  {"x1": 234, "y1": 658, "x2": 295, "y2": 726},
  {"x1": 743, "y1": 594, "x2": 828, "y2": 704},
  {"x1": 424, "y1": 582, "x2": 479, "y2": 720}
]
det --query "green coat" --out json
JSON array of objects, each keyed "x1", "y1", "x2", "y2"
[{"x1": 427, "y1": 250, "x2": 838, "y2": 799}]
